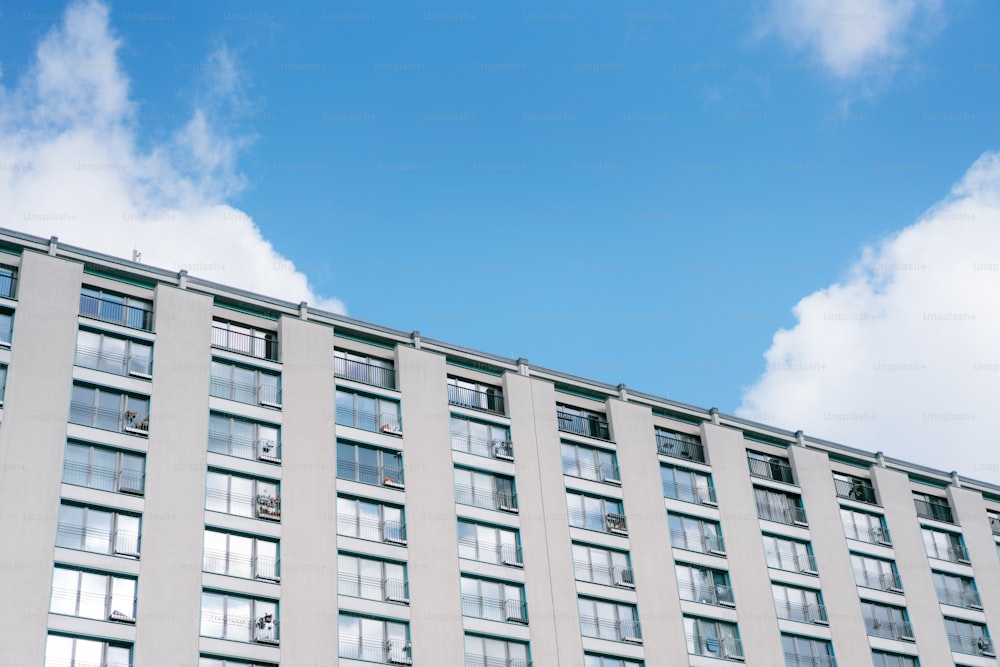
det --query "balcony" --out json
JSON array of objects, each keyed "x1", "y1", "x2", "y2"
[
  {"x1": 748, "y1": 456, "x2": 795, "y2": 484},
  {"x1": 210, "y1": 376, "x2": 281, "y2": 408},
  {"x1": 914, "y1": 498, "x2": 954, "y2": 523},
  {"x1": 459, "y1": 539, "x2": 523, "y2": 568},
  {"x1": 209, "y1": 431, "x2": 281, "y2": 464},
  {"x1": 62, "y1": 461, "x2": 145, "y2": 495},
  {"x1": 340, "y1": 636, "x2": 412, "y2": 665},
  {"x1": 465, "y1": 658, "x2": 531, "y2": 667},
  {"x1": 50, "y1": 585, "x2": 135, "y2": 623},
  {"x1": 461, "y1": 595, "x2": 528, "y2": 624},
  {"x1": 666, "y1": 479, "x2": 717, "y2": 507},
  {"x1": 937, "y1": 586, "x2": 982, "y2": 609},
  {"x1": 673, "y1": 530, "x2": 727, "y2": 556},
  {"x1": 580, "y1": 616, "x2": 642, "y2": 643},
  {"x1": 656, "y1": 431, "x2": 705, "y2": 463},
  {"x1": 557, "y1": 409, "x2": 610, "y2": 441},
  {"x1": 854, "y1": 569, "x2": 903, "y2": 593},
  {"x1": 80, "y1": 294, "x2": 153, "y2": 332},
  {"x1": 948, "y1": 634, "x2": 995, "y2": 657},
  {"x1": 679, "y1": 581, "x2": 735, "y2": 607},
  {"x1": 0, "y1": 271, "x2": 16, "y2": 299},
  {"x1": 865, "y1": 617, "x2": 914, "y2": 641},
  {"x1": 448, "y1": 384, "x2": 505, "y2": 415},
  {"x1": 455, "y1": 433, "x2": 515, "y2": 462},
  {"x1": 565, "y1": 458, "x2": 620, "y2": 485},
  {"x1": 845, "y1": 523, "x2": 892, "y2": 546},
  {"x1": 338, "y1": 460, "x2": 405, "y2": 490},
  {"x1": 575, "y1": 561, "x2": 636, "y2": 588},
  {"x1": 688, "y1": 635, "x2": 744, "y2": 661},
  {"x1": 336, "y1": 356, "x2": 396, "y2": 390},
  {"x1": 338, "y1": 573, "x2": 409, "y2": 605},
  {"x1": 75, "y1": 345, "x2": 152, "y2": 379},
  {"x1": 337, "y1": 514, "x2": 407, "y2": 546},
  {"x1": 834, "y1": 478, "x2": 878, "y2": 505},
  {"x1": 203, "y1": 549, "x2": 280, "y2": 582},
  {"x1": 337, "y1": 405, "x2": 402, "y2": 436},
  {"x1": 776, "y1": 600, "x2": 827, "y2": 624},
  {"x1": 69, "y1": 402, "x2": 149, "y2": 437},
  {"x1": 455, "y1": 485, "x2": 518, "y2": 513},
  {"x1": 201, "y1": 611, "x2": 280, "y2": 645},
  {"x1": 925, "y1": 540, "x2": 970, "y2": 564},
  {"x1": 764, "y1": 549, "x2": 818, "y2": 574},
  {"x1": 56, "y1": 523, "x2": 140, "y2": 559},
  {"x1": 211, "y1": 325, "x2": 278, "y2": 362},
  {"x1": 782, "y1": 654, "x2": 836, "y2": 667},
  {"x1": 756, "y1": 502, "x2": 807, "y2": 526}
]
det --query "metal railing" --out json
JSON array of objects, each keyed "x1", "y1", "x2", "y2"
[
  {"x1": 843, "y1": 522, "x2": 891, "y2": 546},
  {"x1": 455, "y1": 484, "x2": 518, "y2": 512},
  {"x1": 204, "y1": 488, "x2": 280, "y2": 521},
  {"x1": 465, "y1": 658, "x2": 531, "y2": 667},
  {"x1": 672, "y1": 530, "x2": 727, "y2": 555},
  {"x1": 914, "y1": 498, "x2": 954, "y2": 523},
  {"x1": 579, "y1": 616, "x2": 642, "y2": 643},
  {"x1": 80, "y1": 294, "x2": 153, "y2": 331},
  {"x1": 209, "y1": 376, "x2": 281, "y2": 407},
  {"x1": 201, "y1": 611, "x2": 280, "y2": 644},
  {"x1": 605, "y1": 512, "x2": 628, "y2": 534},
  {"x1": 854, "y1": 568, "x2": 903, "y2": 592},
  {"x1": 656, "y1": 431, "x2": 705, "y2": 462},
  {"x1": 211, "y1": 325, "x2": 278, "y2": 361},
  {"x1": 209, "y1": 431, "x2": 281, "y2": 463},
  {"x1": 338, "y1": 573, "x2": 409, "y2": 604},
  {"x1": 563, "y1": 458, "x2": 620, "y2": 485},
  {"x1": 453, "y1": 433, "x2": 514, "y2": 461},
  {"x1": 782, "y1": 654, "x2": 836, "y2": 667},
  {"x1": 764, "y1": 549, "x2": 817, "y2": 573},
  {"x1": 665, "y1": 478, "x2": 717, "y2": 506},
  {"x1": 990, "y1": 514, "x2": 1000, "y2": 536},
  {"x1": 56, "y1": 523, "x2": 140, "y2": 558},
  {"x1": 865, "y1": 617, "x2": 914, "y2": 640},
  {"x1": 75, "y1": 345, "x2": 152, "y2": 379},
  {"x1": 557, "y1": 410, "x2": 610, "y2": 440},
  {"x1": 448, "y1": 384, "x2": 505, "y2": 415},
  {"x1": 948, "y1": 633, "x2": 995, "y2": 656},
  {"x1": 756, "y1": 502, "x2": 807, "y2": 525},
  {"x1": 336, "y1": 356, "x2": 396, "y2": 390},
  {"x1": 256, "y1": 495, "x2": 281, "y2": 521},
  {"x1": 834, "y1": 478, "x2": 878, "y2": 504},
  {"x1": 62, "y1": 461, "x2": 145, "y2": 495},
  {"x1": 936, "y1": 585, "x2": 982, "y2": 608},
  {"x1": 925, "y1": 539, "x2": 969, "y2": 563},
  {"x1": 203, "y1": 549, "x2": 279, "y2": 581},
  {"x1": 69, "y1": 402, "x2": 149, "y2": 436},
  {"x1": 574, "y1": 561, "x2": 635, "y2": 588},
  {"x1": 0, "y1": 272, "x2": 16, "y2": 299},
  {"x1": 748, "y1": 457, "x2": 795, "y2": 484},
  {"x1": 339, "y1": 636, "x2": 412, "y2": 664},
  {"x1": 775, "y1": 599, "x2": 827, "y2": 624},
  {"x1": 50, "y1": 585, "x2": 135, "y2": 622},
  {"x1": 336, "y1": 406, "x2": 402, "y2": 435},
  {"x1": 337, "y1": 514, "x2": 407, "y2": 545},
  {"x1": 687, "y1": 634, "x2": 744, "y2": 660},
  {"x1": 338, "y1": 460, "x2": 405, "y2": 489},
  {"x1": 41, "y1": 660, "x2": 130, "y2": 667},
  {"x1": 461, "y1": 595, "x2": 528, "y2": 624},
  {"x1": 459, "y1": 539, "x2": 523, "y2": 567},
  {"x1": 678, "y1": 581, "x2": 735, "y2": 606}
]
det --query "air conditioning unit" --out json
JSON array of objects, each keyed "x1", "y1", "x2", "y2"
[
  {"x1": 108, "y1": 610, "x2": 135, "y2": 624},
  {"x1": 613, "y1": 569, "x2": 636, "y2": 589},
  {"x1": 978, "y1": 636, "x2": 996, "y2": 657}
]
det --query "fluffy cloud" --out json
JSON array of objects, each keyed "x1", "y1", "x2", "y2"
[
  {"x1": 739, "y1": 152, "x2": 1000, "y2": 483},
  {"x1": 0, "y1": 0, "x2": 345, "y2": 313},
  {"x1": 759, "y1": 0, "x2": 941, "y2": 79}
]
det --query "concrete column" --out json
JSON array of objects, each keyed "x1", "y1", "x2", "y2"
[
  {"x1": 607, "y1": 398, "x2": 689, "y2": 665},
  {"x1": 396, "y1": 345, "x2": 465, "y2": 664},
  {"x1": 0, "y1": 251, "x2": 82, "y2": 666},
  {"x1": 278, "y1": 316, "x2": 339, "y2": 664},
  {"x1": 949, "y1": 486, "x2": 1000, "y2": 635},
  {"x1": 132, "y1": 284, "x2": 213, "y2": 664}
]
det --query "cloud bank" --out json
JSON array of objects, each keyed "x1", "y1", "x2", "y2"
[
  {"x1": 0, "y1": 0, "x2": 345, "y2": 313},
  {"x1": 740, "y1": 152, "x2": 1000, "y2": 482}
]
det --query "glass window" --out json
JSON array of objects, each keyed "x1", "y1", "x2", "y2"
[
  {"x1": 451, "y1": 415, "x2": 512, "y2": 459},
  {"x1": 75, "y1": 329, "x2": 152, "y2": 377},
  {"x1": 203, "y1": 529, "x2": 279, "y2": 582},
  {"x1": 55, "y1": 503, "x2": 141, "y2": 558},
  {"x1": 568, "y1": 492, "x2": 624, "y2": 534},
  {"x1": 200, "y1": 591, "x2": 278, "y2": 644},
  {"x1": 338, "y1": 441, "x2": 404, "y2": 487},
  {"x1": 336, "y1": 389, "x2": 401, "y2": 434},
  {"x1": 80, "y1": 286, "x2": 152, "y2": 331},
  {"x1": 782, "y1": 634, "x2": 834, "y2": 667},
  {"x1": 579, "y1": 597, "x2": 641, "y2": 642},
  {"x1": 851, "y1": 553, "x2": 901, "y2": 591},
  {"x1": 455, "y1": 468, "x2": 517, "y2": 511},
  {"x1": 339, "y1": 613, "x2": 410, "y2": 663},
  {"x1": 574, "y1": 543, "x2": 633, "y2": 587},
  {"x1": 338, "y1": 553, "x2": 408, "y2": 603},
  {"x1": 762, "y1": 534, "x2": 815, "y2": 573},
  {"x1": 754, "y1": 487, "x2": 806, "y2": 525},
  {"x1": 466, "y1": 635, "x2": 530, "y2": 667},
  {"x1": 45, "y1": 635, "x2": 132, "y2": 667},
  {"x1": 677, "y1": 564, "x2": 733, "y2": 606},
  {"x1": 685, "y1": 616, "x2": 741, "y2": 659},
  {"x1": 932, "y1": 570, "x2": 981, "y2": 608},
  {"x1": 842, "y1": 508, "x2": 889, "y2": 545},
  {"x1": 50, "y1": 566, "x2": 136, "y2": 622},
  {"x1": 772, "y1": 584, "x2": 824, "y2": 623},
  {"x1": 871, "y1": 651, "x2": 919, "y2": 667},
  {"x1": 669, "y1": 513, "x2": 725, "y2": 554},
  {"x1": 461, "y1": 576, "x2": 526, "y2": 623},
  {"x1": 62, "y1": 442, "x2": 145, "y2": 495},
  {"x1": 861, "y1": 601, "x2": 912, "y2": 640},
  {"x1": 563, "y1": 442, "x2": 619, "y2": 483},
  {"x1": 662, "y1": 464, "x2": 715, "y2": 505},
  {"x1": 921, "y1": 527, "x2": 967, "y2": 562},
  {"x1": 205, "y1": 471, "x2": 279, "y2": 521},
  {"x1": 337, "y1": 496, "x2": 406, "y2": 545},
  {"x1": 457, "y1": 519, "x2": 521, "y2": 566},
  {"x1": 210, "y1": 360, "x2": 282, "y2": 407}
]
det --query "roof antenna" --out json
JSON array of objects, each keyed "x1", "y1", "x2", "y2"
[{"x1": 132, "y1": 246, "x2": 142, "y2": 263}]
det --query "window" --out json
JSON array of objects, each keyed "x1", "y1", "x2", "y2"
[
  {"x1": 451, "y1": 415, "x2": 513, "y2": 460},
  {"x1": 56, "y1": 503, "x2": 140, "y2": 558},
  {"x1": 448, "y1": 376, "x2": 504, "y2": 414},
  {"x1": 944, "y1": 617, "x2": 994, "y2": 656},
  {"x1": 461, "y1": 576, "x2": 527, "y2": 624},
  {"x1": 772, "y1": 584, "x2": 824, "y2": 623},
  {"x1": 685, "y1": 616, "x2": 742, "y2": 660},
  {"x1": 851, "y1": 553, "x2": 902, "y2": 592},
  {"x1": 661, "y1": 464, "x2": 716, "y2": 505},
  {"x1": 210, "y1": 360, "x2": 281, "y2": 408},
  {"x1": 0, "y1": 363, "x2": 6, "y2": 403},
  {"x1": 200, "y1": 591, "x2": 279, "y2": 645},
  {"x1": 339, "y1": 553, "x2": 408, "y2": 604},
  {"x1": 454, "y1": 468, "x2": 517, "y2": 512},
  {"x1": 50, "y1": 566, "x2": 136, "y2": 623},
  {"x1": 0, "y1": 309, "x2": 11, "y2": 346},
  {"x1": 44, "y1": 635, "x2": 131, "y2": 667},
  {"x1": 466, "y1": 635, "x2": 530, "y2": 667},
  {"x1": 80, "y1": 286, "x2": 153, "y2": 331},
  {"x1": 585, "y1": 656, "x2": 643, "y2": 667},
  {"x1": 335, "y1": 348, "x2": 395, "y2": 389},
  {"x1": 205, "y1": 471, "x2": 280, "y2": 521},
  {"x1": 861, "y1": 601, "x2": 913, "y2": 641},
  {"x1": 338, "y1": 441, "x2": 404, "y2": 488},
  {"x1": 754, "y1": 487, "x2": 807, "y2": 525},
  {"x1": 988, "y1": 509, "x2": 1000, "y2": 536},
  {"x1": 932, "y1": 570, "x2": 982, "y2": 608},
  {"x1": 203, "y1": 529, "x2": 279, "y2": 582},
  {"x1": 209, "y1": 413, "x2": 281, "y2": 463},
  {"x1": 782, "y1": 634, "x2": 835, "y2": 667},
  {"x1": 336, "y1": 389, "x2": 401, "y2": 434},
  {"x1": 200, "y1": 658, "x2": 278, "y2": 667},
  {"x1": 567, "y1": 492, "x2": 626, "y2": 535},
  {"x1": 676, "y1": 564, "x2": 733, "y2": 606},
  {"x1": 563, "y1": 442, "x2": 619, "y2": 484},
  {"x1": 833, "y1": 472, "x2": 878, "y2": 504},
  {"x1": 655, "y1": 427, "x2": 704, "y2": 462},
  {"x1": 0, "y1": 264, "x2": 16, "y2": 299},
  {"x1": 912, "y1": 492, "x2": 953, "y2": 523},
  {"x1": 337, "y1": 496, "x2": 406, "y2": 545},
  {"x1": 69, "y1": 384, "x2": 149, "y2": 435},
  {"x1": 76, "y1": 329, "x2": 152, "y2": 378},
  {"x1": 457, "y1": 519, "x2": 522, "y2": 567},
  {"x1": 62, "y1": 442, "x2": 145, "y2": 495},
  {"x1": 871, "y1": 651, "x2": 918, "y2": 667},
  {"x1": 842, "y1": 508, "x2": 890, "y2": 545},
  {"x1": 557, "y1": 404, "x2": 610, "y2": 440},
  {"x1": 747, "y1": 450, "x2": 795, "y2": 484},
  {"x1": 578, "y1": 598, "x2": 641, "y2": 643},
  {"x1": 669, "y1": 513, "x2": 726, "y2": 555},
  {"x1": 211, "y1": 319, "x2": 278, "y2": 361},
  {"x1": 762, "y1": 534, "x2": 816, "y2": 573},
  {"x1": 338, "y1": 613, "x2": 411, "y2": 664},
  {"x1": 574, "y1": 543, "x2": 634, "y2": 588},
  {"x1": 921, "y1": 527, "x2": 969, "y2": 563}
]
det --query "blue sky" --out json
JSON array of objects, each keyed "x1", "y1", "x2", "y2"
[{"x1": 2, "y1": 0, "x2": 999, "y2": 477}]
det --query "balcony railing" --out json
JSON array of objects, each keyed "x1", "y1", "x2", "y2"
[
  {"x1": 666, "y1": 479, "x2": 717, "y2": 506},
  {"x1": 44, "y1": 658, "x2": 131, "y2": 667},
  {"x1": 914, "y1": 498, "x2": 954, "y2": 523},
  {"x1": 687, "y1": 635, "x2": 744, "y2": 661},
  {"x1": 844, "y1": 523, "x2": 891, "y2": 546},
  {"x1": 564, "y1": 458, "x2": 620, "y2": 485},
  {"x1": 834, "y1": 478, "x2": 878, "y2": 505},
  {"x1": 339, "y1": 636, "x2": 412, "y2": 665},
  {"x1": 69, "y1": 402, "x2": 149, "y2": 436},
  {"x1": 580, "y1": 616, "x2": 642, "y2": 643},
  {"x1": 338, "y1": 460, "x2": 405, "y2": 489},
  {"x1": 56, "y1": 523, "x2": 140, "y2": 558},
  {"x1": 936, "y1": 585, "x2": 982, "y2": 609},
  {"x1": 459, "y1": 539, "x2": 523, "y2": 568},
  {"x1": 656, "y1": 432, "x2": 705, "y2": 463},
  {"x1": 75, "y1": 345, "x2": 152, "y2": 379},
  {"x1": 201, "y1": 611, "x2": 279, "y2": 645},
  {"x1": 864, "y1": 617, "x2": 914, "y2": 641},
  {"x1": 764, "y1": 549, "x2": 818, "y2": 574},
  {"x1": 557, "y1": 410, "x2": 610, "y2": 440},
  {"x1": 782, "y1": 654, "x2": 836, "y2": 667},
  {"x1": 211, "y1": 325, "x2": 278, "y2": 361},
  {"x1": 948, "y1": 633, "x2": 995, "y2": 657},
  {"x1": 80, "y1": 294, "x2": 153, "y2": 331},
  {"x1": 209, "y1": 431, "x2": 281, "y2": 463},
  {"x1": 990, "y1": 514, "x2": 1000, "y2": 536},
  {"x1": 336, "y1": 356, "x2": 396, "y2": 390},
  {"x1": 461, "y1": 595, "x2": 528, "y2": 624},
  {"x1": 673, "y1": 530, "x2": 727, "y2": 555},
  {"x1": 336, "y1": 406, "x2": 402, "y2": 436},
  {"x1": 465, "y1": 658, "x2": 531, "y2": 667},
  {"x1": 454, "y1": 433, "x2": 514, "y2": 461},
  {"x1": 448, "y1": 384, "x2": 505, "y2": 415},
  {"x1": 203, "y1": 549, "x2": 280, "y2": 582},
  {"x1": 575, "y1": 561, "x2": 635, "y2": 588},
  {"x1": 0, "y1": 320, "x2": 10, "y2": 347},
  {"x1": 210, "y1": 376, "x2": 281, "y2": 408},
  {"x1": 50, "y1": 585, "x2": 135, "y2": 623},
  {"x1": 678, "y1": 581, "x2": 735, "y2": 607},
  {"x1": 748, "y1": 457, "x2": 795, "y2": 484},
  {"x1": 925, "y1": 540, "x2": 969, "y2": 563},
  {"x1": 854, "y1": 569, "x2": 903, "y2": 592},
  {"x1": 455, "y1": 485, "x2": 518, "y2": 513},
  {"x1": 775, "y1": 599, "x2": 827, "y2": 624},
  {"x1": 62, "y1": 461, "x2": 145, "y2": 495},
  {"x1": 338, "y1": 573, "x2": 409, "y2": 604},
  {"x1": 337, "y1": 514, "x2": 407, "y2": 545},
  {"x1": 756, "y1": 502, "x2": 807, "y2": 526},
  {"x1": 0, "y1": 272, "x2": 16, "y2": 299},
  {"x1": 256, "y1": 495, "x2": 281, "y2": 521}
]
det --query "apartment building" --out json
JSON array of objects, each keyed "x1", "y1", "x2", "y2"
[{"x1": 1, "y1": 228, "x2": 999, "y2": 667}]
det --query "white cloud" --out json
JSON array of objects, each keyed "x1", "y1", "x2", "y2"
[
  {"x1": 739, "y1": 152, "x2": 1000, "y2": 483},
  {"x1": 759, "y1": 0, "x2": 941, "y2": 79},
  {"x1": 0, "y1": 0, "x2": 345, "y2": 313}
]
